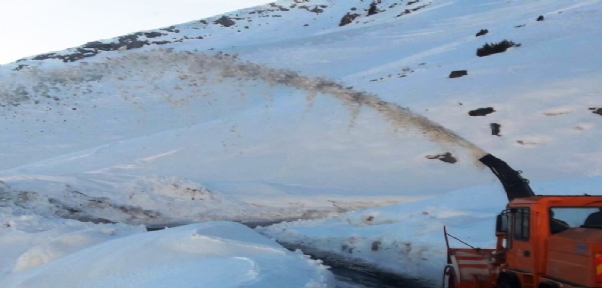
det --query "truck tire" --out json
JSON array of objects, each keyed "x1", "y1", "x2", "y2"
[
  {"x1": 442, "y1": 265, "x2": 457, "y2": 288},
  {"x1": 538, "y1": 282, "x2": 560, "y2": 288},
  {"x1": 496, "y1": 272, "x2": 521, "y2": 288}
]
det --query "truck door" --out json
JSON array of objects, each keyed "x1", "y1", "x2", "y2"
[{"x1": 508, "y1": 207, "x2": 536, "y2": 272}]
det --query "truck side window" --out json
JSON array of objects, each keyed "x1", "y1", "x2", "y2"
[
  {"x1": 550, "y1": 208, "x2": 571, "y2": 234},
  {"x1": 513, "y1": 208, "x2": 530, "y2": 241}
]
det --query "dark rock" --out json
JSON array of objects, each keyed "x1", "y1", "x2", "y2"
[
  {"x1": 426, "y1": 152, "x2": 457, "y2": 164},
  {"x1": 411, "y1": 4, "x2": 428, "y2": 12},
  {"x1": 268, "y1": 3, "x2": 290, "y2": 11},
  {"x1": 368, "y1": 3, "x2": 379, "y2": 16},
  {"x1": 116, "y1": 34, "x2": 149, "y2": 50},
  {"x1": 310, "y1": 6, "x2": 324, "y2": 13},
  {"x1": 515, "y1": 24, "x2": 526, "y2": 28},
  {"x1": 214, "y1": 15, "x2": 236, "y2": 27},
  {"x1": 536, "y1": 15, "x2": 544, "y2": 21},
  {"x1": 476, "y1": 40, "x2": 518, "y2": 57},
  {"x1": 408, "y1": 0, "x2": 419, "y2": 5},
  {"x1": 83, "y1": 41, "x2": 114, "y2": 51},
  {"x1": 161, "y1": 26, "x2": 180, "y2": 33},
  {"x1": 371, "y1": 240, "x2": 381, "y2": 251},
  {"x1": 438, "y1": 153, "x2": 457, "y2": 164},
  {"x1": 143, "y1": 32, "x2": 164, "y2": 38},
  {"x1": 476, "y1": 29, "x2": 489, "y2": 37},
  {"x1": 469, "y1": 107, "x2": 496, "y2": 116},
  {"x1": 590, "y1": 107, "x2": 602, "y2": 116},
  {"x1": 32, "y1": 53, "x2": 58, "y2": 61},
  {"x1": 30, "y1": 32, "x2": 153, "y2": 63},
  {"x1": 397, "y1": 9, "x2": 411, "y2": 17},
  {"x1": 13, "y1": 64, "x2": 28, "y2": 71},
  {"x1": 490, "y1": 123, "x2": 501, "y2": 136},
  {"x1": 340, "y1": 12, "x2": 360, "y2": 26},
  {"x1": 39, "y1": 49, "x2": 97, "y2": 62},
  {"x1": 200, "y1": 20, "x2": 208, "y2": 24},
  {"x1": 449, "y1": 70, "x2": 468, "y2": 78},
  {"x1": 152, "y1": 41, "x2": 171, "y2": 45}
]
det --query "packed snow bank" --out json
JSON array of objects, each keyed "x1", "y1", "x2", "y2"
[
  {"x1": 257, "y1": 176, "x2": 602, "y2": 284},
  {"x1": 0, "y1": 206, "x2": 145, "y2": 275},
  {"x1": 0, "y1": 178, "x2": 412, "y2": 226},
  {"x1": 1, "y1": 221, "x2": 334, "y2": 288}
]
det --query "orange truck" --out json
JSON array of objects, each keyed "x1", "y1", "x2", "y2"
[{"x1": 443, "y1": 154, "x2": 602, "y2": 288}]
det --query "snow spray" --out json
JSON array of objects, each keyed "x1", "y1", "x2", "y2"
[{"x1": 2, "y1": 49, "x2": 487, "y2": 160}]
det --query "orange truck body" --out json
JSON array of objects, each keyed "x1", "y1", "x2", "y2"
[{"x1": 443, "y1": 195, "x2": 602, "y2": 288}]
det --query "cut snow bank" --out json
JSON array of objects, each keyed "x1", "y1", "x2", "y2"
[
  {"x1": 0, "y1": 179, "x2": 411, "y2": 226},
  {"x1": 1, "y1": 220, "x2": 334, "y2": 288}
]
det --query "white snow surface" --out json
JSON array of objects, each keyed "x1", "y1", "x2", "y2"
[
  {"x1": 0, "y1": 0, "x2": 601, "y2": 286},
  {"x1": 0, "y1": 214, "x2": 333, "y2": 288}
]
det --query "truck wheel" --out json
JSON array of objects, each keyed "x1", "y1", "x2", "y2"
[
  {"x1": 442, "y1": 265, "x2": 457, "y2": 288},
  {"x1": 538, "y1": 282, "x2": 560, "y2": 288},
  {"x1": 496, "y1": 272, "x2": 520, "y2": 288}
]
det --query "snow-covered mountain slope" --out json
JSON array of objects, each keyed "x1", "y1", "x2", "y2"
[
  {"x1": 0, "y1": 0, "x2": 600, "y2": 235},
  {"x1": 1, "y1": 0, "x2": 601, "y2": 285}
]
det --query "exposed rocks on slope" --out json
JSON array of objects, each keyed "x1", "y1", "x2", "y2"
[
  {"x1": 449, "y1": 70, "x2": 468, "y2": 78},
  {"x1": 161, "y1": 26, "x2": 180, "y2": 33},
  {"x1": 397, "y1": 3, "x2": 430, "y2": 17},
  {"x1": 426, "y1": 152, "x2": 458, "y2": 164},
  {"x1": 468, "y1": 107, "x2": 495, "y2": 116},
  {"x1": 214, "y1": 15, "x2": 236, "y2": 27},
  {"x1": 476, "y1": 40, "x2": 519, "y2": 57},
  {"x1": 490, "y1": 123, "x2": 501, "y2": 136},
  {"x1": 27, "y1": 33, "x2": 162, "y2": 62},
  {"x1": 368, "y1": 3, "x2": 380, "y2": 16},
  {"x1": 340, "y1": 12, "x2": 361, "y2": 26},
  {"x1": 19, "y1": 0, "x2": 429, "y2": 64},
  {"x1": 13, "y1": 64, "x2": 28, "y2": 71},
  {"x1": 475, "y1": 29, "x2": 489, "y2": 37}
]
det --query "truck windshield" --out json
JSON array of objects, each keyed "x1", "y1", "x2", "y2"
[{"x1": 551, "y1": 207, "x2": 602, "y2": 230}]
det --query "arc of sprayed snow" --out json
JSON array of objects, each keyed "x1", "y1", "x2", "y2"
[
  {"x1": 183, "y1": 52, "x2": 488, "y2": 160},
  {"x1": 6, "y1": 50, "x2": 488, "y2": 160}
]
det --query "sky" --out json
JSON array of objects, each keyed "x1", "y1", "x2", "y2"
[{"x1": 0, "y1": 0, "x2": 271, "y2": 64}]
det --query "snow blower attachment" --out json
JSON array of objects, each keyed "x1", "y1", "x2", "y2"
[
  {"x1": 478, "y1": 153, "x2": 535, "y2": 201},
  {"x1": 443, "y1": 154, "x2": 602, "y2": 288}
]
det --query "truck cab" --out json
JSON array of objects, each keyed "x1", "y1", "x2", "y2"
[{"x1": 498, "y1": 196, "x2": 602, "y2": 288}]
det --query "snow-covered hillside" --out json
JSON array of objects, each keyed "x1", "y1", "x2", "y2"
[{"x1": 1, "y1": 0, "x2": 601, "y2": 286}]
